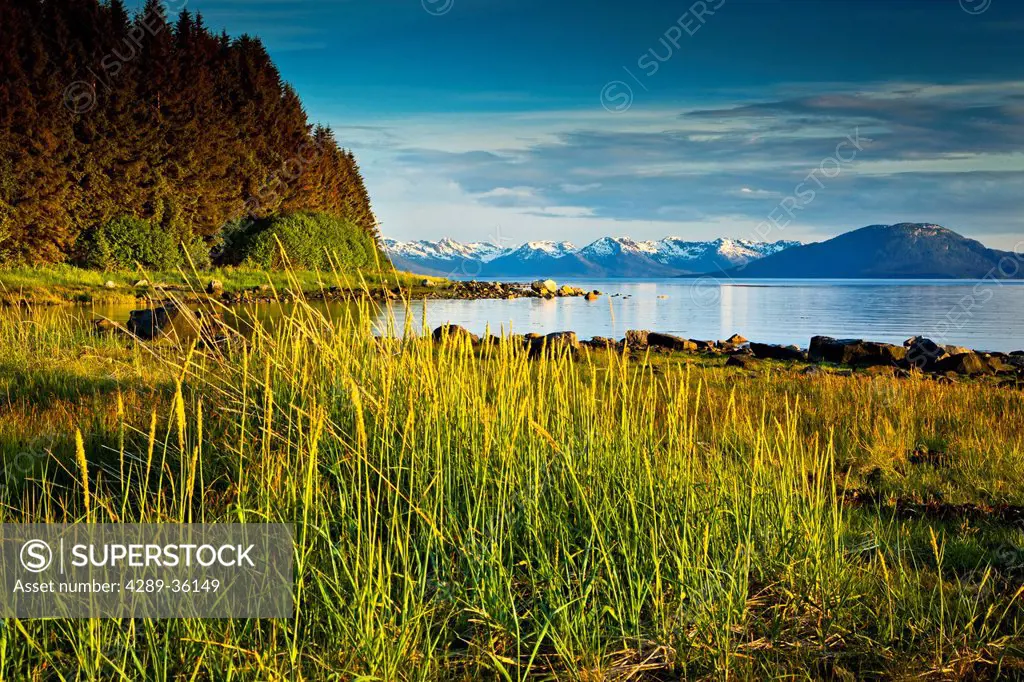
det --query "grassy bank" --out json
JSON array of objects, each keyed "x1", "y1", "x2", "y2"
[
  {"x1": 0, "y1": 264, "x2": 443, "y2": 306},
  {"x1": 1, "y1": 292, "x2": 1023, "y2": 679}
]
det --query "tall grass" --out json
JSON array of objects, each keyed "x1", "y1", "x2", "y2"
[{"x1": 0, "y1": 286, "x2": 1022, "y2": 679}]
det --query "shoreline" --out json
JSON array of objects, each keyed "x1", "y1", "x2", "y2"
[
  {"x1": 0, "y1": 267, "x2": 595, "y2": 307},
  {"x1": 428, "y1": 325, "x2": 1024, "y2": 382}
]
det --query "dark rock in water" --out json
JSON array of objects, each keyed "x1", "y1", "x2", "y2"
[
  {"x1": 625, "y1": 329, "x2": 650, "y2": 348},
  {"x1": 1012, "y1": 350, "x2": 1024, "y2": 356},
  {"x1": 127, "y1": 304, "x2": 182, "y2": 340},
  {"x1": 690, "y1": 339, "x2": 717, "y2": 351},
  {"x1": 934, "y1": 352, "x2": 995, "y2": 375},
  {"x1": 749, "y1": 343, "x2": 806, "y2": 361},
  {"x1": 810, "y1": 336, "x2": 907, "y2": 367},
  {"x1": 726, "y1": 355, "x2": 755, "y2": 369},
  {"x1": 431, "y1": 325, "x2": 480, "y2": 344},
  {"x1": 647, "y1": 333, "x2": 697, "y2": 352},
  {"x1": 206, "y1": 280, "x2": 224, "y2": 295},
  {"x1": 903, "y1": 336, "x2": 946, "y2": 370},
  {"x1": 725, "y1": 333, "x2": 748, "y2": 345}
]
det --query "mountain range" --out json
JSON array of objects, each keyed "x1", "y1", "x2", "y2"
[
  {"x1": 384, "y1": 237, "x2": 801, "y2": 278},
  {"x1": 386, "y1": 224, "x2": 1021, "y2": 280}
]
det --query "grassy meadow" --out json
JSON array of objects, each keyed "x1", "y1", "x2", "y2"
[{"x1": 0, "y1": 282, "x2": 1023, "y2": 679}]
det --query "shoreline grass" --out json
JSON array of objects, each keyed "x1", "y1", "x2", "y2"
[
  {"x1": 1, "y1": 287, "x2": 1022, "y2": 679},
  {"x1": 0, "y1": 264, "x2": 445, "y2": 306}
]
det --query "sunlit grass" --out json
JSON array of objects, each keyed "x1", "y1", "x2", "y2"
[
  {"x1": 0, "y1": 278, "x2": 1022, "y2": 679},
  {"x1": 0, "y1": 263, "x2": 441, "y2": 306}
]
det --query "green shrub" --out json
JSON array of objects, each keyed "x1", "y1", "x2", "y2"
[
  {"x1": 81, "y1": 216, "x2": 182, "y2": 271},
  {"x1": 227, "y1": 212, "x2": 382, "y2": 271},
  {"x1": 181, "y1": 237, "x2": 213, "y2": 271}
]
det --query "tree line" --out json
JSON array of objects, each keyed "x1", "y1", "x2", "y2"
[{"x1": 0, "y1": 0, "x2": 378, "y2": 267}]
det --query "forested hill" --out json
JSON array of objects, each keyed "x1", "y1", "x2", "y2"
[{"x1": 0, "y1": 0, "x2": 377, "y2": 266}]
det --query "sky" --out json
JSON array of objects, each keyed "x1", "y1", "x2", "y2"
[{"x1": 167, "y1": 0, "x2": 1024, "y2": 249}]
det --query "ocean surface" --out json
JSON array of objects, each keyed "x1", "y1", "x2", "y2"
[
  {"x1": 391, "y1": 278, "x2": 1024, "y2": 352},
  {"x1": 68, "y1": 279, "x2": 1024, "y2": 353}
]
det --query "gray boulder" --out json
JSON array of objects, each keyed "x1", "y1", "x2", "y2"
[
  {"x1": 625, "y1": 330, "x2": 650, "y2": 348},
  {"x1": 431, "y1": 324, "x2": 480, "y2": 344},
  {"x1": 934, "y1": 352, "x2": 997, "y2": 376},
  {"x1": 127, "y1": 304, "x2": 183, "y2": 340},
  {"x1": 810, "y1": 336, "x2": 907, "y2": 367},
  {"x1": 750, "y1": 343, "x2": 807, "y2": 361},
  {"x1": 903, "y1": 337, "x2": 946, "y2": 370},
  {"x1": 647, "y1": 333, "x2": 698, "y2": 352}
]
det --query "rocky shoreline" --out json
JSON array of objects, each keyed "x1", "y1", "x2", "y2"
[
  {"x1": 98, "y1": 282, "x2": 1024, "y2": 385},
  {"x1": 430, "y1": 324, "x2": 1024, "y2": 383},
  {"x1": 127, "y1": 278, "x2": 600, "y2": 306}
]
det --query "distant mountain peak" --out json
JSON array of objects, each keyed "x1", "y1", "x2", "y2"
[
  {"x1": 385, "y1": 235, "x2": 802, "y2": 277},
  {"x1": 723, "y1": 223, "x2": 1018, "y2": 279}
]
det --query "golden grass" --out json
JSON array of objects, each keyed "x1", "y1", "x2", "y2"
[{"x1": 0, "y1": 283, "x2": 1022, "y2": 679}]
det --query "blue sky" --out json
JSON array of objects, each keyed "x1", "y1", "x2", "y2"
[{"x1": 168, "y1": 0, "x2": 1024, "y2": 248}]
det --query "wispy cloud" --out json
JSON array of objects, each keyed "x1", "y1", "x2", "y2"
[{"x1": 329, "y1": 80, "x2": 1024, "y2": 249}]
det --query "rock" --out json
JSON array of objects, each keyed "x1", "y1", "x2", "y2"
[
  {"x1": 657, "y1": 295, "x2": 669, "y2": 300},
  {"x1": 726, "y1": 355, "x2": 754, "y2": 369},
  {"x1": 809, "y1": 336, "x2": 907, "y2": 367},
  {"x1": 725, "y1": 334, "x2": 748, "y2": 345},
  {"x1": 582, "y1": 336, "x2": 616, "y2": 349},
  {"x1": 647, "y1": 333, "x2": 697, "y2": 352},
  {"x1": 625, "y1": 330, "x2": 650, "y2": 348},
  {"x1": 206, "y1": 280, "x2": 224, "y2": 295},
  {"x1": 104, "y1": 280, "x2": 117, "y2": 289},
  {"x1": 801, "y1": 365, "x2": 824, "y2": 376},
  {"x1": 421, "y1": 279, "x2": 436, "y2": 287},
  {"x1": 1011, "y1": 350, "x2": 1024, "y2": 356},
  {"x1": 903, "y1": 337, "x2": 946, "y2": 370},
  {"x1": 690, "y1": 339, "x2": 717, "y2": 351},
  {"x1": 531, "y1": 279, "x2": 558, "y2": 295},
  {"x1": 431, "y1": 324, "x2": 479, "y2": 344},
  {"x1": 984, "y1": 354, "x2": 1015, "y2": 374},
  {"x1": 943, "y1": 345, "x2": 972, "y2": 356},
  {"x1": 93, "y1": 318, "x2": 117, "y2": 334},
  {"x1": 749, "y1": 343, "x2": 807, "y2": 361},
  {"x1": 585, "y1": 291, "x2": 600, "y2": 301},
  {"x1": 127, "y1": 304, "x2": 182, "y2": 340},
  {"x1": 934, "y1": 352, "x2": 995, "y2": 376},
  {"x1": 544, "y1": 331, "x2": 579, "y2": 350},
  {"x1": 556, "y1": 285, "x2": 584, "y2": 297}
]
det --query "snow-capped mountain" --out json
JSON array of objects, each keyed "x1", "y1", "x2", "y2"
[{"x1": 383, "y1": 236, "x2": 802, "y2": 277}]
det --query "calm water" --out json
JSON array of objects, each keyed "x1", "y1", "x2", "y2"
[{"x1": 67, "y1": 279, "x2": 1024, "y2": 352}]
